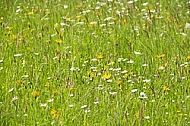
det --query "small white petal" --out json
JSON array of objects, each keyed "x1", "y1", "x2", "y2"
[
  {"x1": 144, "y1": 116, "x2": 150, "y2": 119},
  {"x1": 131, "y1": 89, "x2": 138, "y2": 93},
  {"x1": 134, "y1": 51, "x2": 141, "y2": 55},
  {"x1": 107, "y1": 79, "x2": 112, "y2": 83},
  {"x1": 0, "y1": 59, "x2": 3, "y2": 63},
  {"x1": 142, "y1": 79, "x2": 151, "y2": 83},
  {"x1": 185, "y1": 23, "x2": 190, "y2": 29},
  {"x1": 69, "y1": 104, "x2": 74, "y2": 108},
  {"x1": 14, "y1": 54, "x2": 22, "y2": 57},
  {"x1": 9, "y1": 88, "x2": 14, "y2": 92},
  {"x1": 142, "y1": 2, "x2": 148, "y2": 6},
  {"x1": 109, "y1": 92, "x2": 117, "y2": 95},
  {"x1": 81, "y1": 105, "x2": 87, "y2": 109},
  {"x1": 47, "y1": 98, "x2": 54, "y2": 102},
  {"x1": 127, "y1": 59, "x2": 134, "y2": 64},
  {"x1": 40, "y1": 103, "x2": 47, "y2": 107}
]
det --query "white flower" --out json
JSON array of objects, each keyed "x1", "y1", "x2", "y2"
[
  {"x1": 180, "y1": 33, "x2": 187, "y2": 36},
  {"x1": 60, "y1": 22, "x2": 69, "y2": 26},
  {"x1": 9, "y1": 88, "x2": 14, "y2": 92},
  {"x1": 131, "y1": 89, "x2": 138, "y2": 93},
  {"x1": 127, "y1": 59, "x2": 134, "y2": 64},
  {"x1": 144, "y1": 116, "x2": 150, "y2": 119},
  {"x1": 53, "y1": 56, "x2": 59, "y2": 60},
  {"x1": 70, "y1": 67, "x2": 75, "y2": 71},
  {"x1": 0, "y1": 59, "x2": 3, "y2": 63},
  {"x1": 185, "y1": 23, "x2": 190, "y2": 29},
  {"x1": 107, "y1": 79, "x2": 112, "y2": 83},
  {"x1": 11, "y1": 96, "x2": 18, "y2": 102},
  {"x1": 90, "y1": 22, "x2": 97, "y2": 25},
  {"x1": 121, "y1": 70, "x2": 128, "y2": 74},
  {"x1": 112, "y1": 68, "x2": 121, "y2": 71},
  {"x1": 127, "y1": 1, "x2": 134, "y2": 4},
  {"x1": 100, "y1": 24, "x2": 106, "y2": 27},
  {"x1": 34, "y1": 53, "x2": 39, "y2": 55},
  {"x1": 24, "y1": 114, "x2": 28, "y2": 117},
  {"x1": 109, "y1": 92, "x2": 117, "y2": 95},
  {"x1": 108, "y1": 22, "x2": 114, "y2": 25},
  {"x1": 63, "y1": 5, "x2": 68, "y2": 9},
  {"x1": 14, "y1": 54, "x2": 22, "y2": 57},
  {"x1": 94, "y1": 101, "x2": 99, "y2": 104},
  {"x1": 142, "y1": 79, "x2": 151, "y2": 83},
  {"x1": 134, "y1": 26, "x2": 139, "y2": 31},
  {"x1": 21, "y1": 75, "x2": 29, "y2": 78},
  {"x1": 104, "y1": 17, "x2": 112, "y2": 21},
  {"x1": 90, "y1": 66, "x2": 97, "y2": 70},
  {"x1": 40, "y1": 103, "x2": 47, "y2": 107},
  {"x1": 134, "y1": 51, "x2": 141, "y2": 55},
  {"x1": 139, "y1": 92, "x2": 148, "y2": 99},
  {"x1": 69, "y1": 104, "x2": 74, "y2": 108},
  {"x1": 159, "y1": 66, "x2": 165, "y2": 70},
  {"x1": 122, "y1": 58, "x2": 127, "y2": 61},
  {"x1": 47, "y1": 98, "x2": 54, "y2": 103},
  {"x1": 81, "y1": 105, "x2": 87, "y2": 109},
  {"x1": 142, "y1": 2, "x2": 148, "y2": 6},
  {"x1": 117, "y1": 58, "x2": 123, "y2": 62},
  {"x1": 70, "y1": 94, "x2": 74, "y2": 97},
  {"x1": 142, "y1": 64, "x2": 148, "y2": 67},
  {"x1": 85, "y1": 109, "x2": 90, "y2": 113},
  {"x1": 91, "y1": 58, "x2": 97, "y2": 61}
]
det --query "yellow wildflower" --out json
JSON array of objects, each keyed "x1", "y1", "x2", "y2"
[
  {"x1": 156, "y1": 54, "x2": 165, "y2": 59},
  {"x1": 134, "y1": 112, "x2": 139, "y2": 118},
  {"x1": 166, "y1": 18, "x2": 171, "y2": 23},
  {"x1": 0, "y1": 17, "x2": 3, "y2": 24},
  {"x1": 76, "y1": 4, "x2": 83, "y2": 9},
  {"x1": 45, "y1": 82, "x2": 50, "y2": 87},
  {"x1": 178, "y1": 24, "x2": 182, "y2": 29},
  {"x1": 17, "y1": 80, "x2": 22, "y2": 84},
  {"x1": 30, "y1": 29, "x2": 35, "y2": 33},
  {"x1": 164, "y1": 63, "x2": 167, "y2": 67},
  {"x1": 123, "y1": 19, "x2": 127, "y2": 24},
  {"x1": 187, "y1": 56, "x2": 190, "y2": 60},
  {"x1": 55, "y1": 39, "x2": 62, "y2": 44},
  {"x1": 173, "y1": 18, "x2": 177, "y2": 22},
  {"x1": 53, "y1": 89, "x2": 58, "y2": 95},
  {"x1": 65, "y1": 18, "x2": 71, "y2": 22},
  {"x1": 76, "y1": 16, "x2": 81, "y2": 21},
  {"x1": 147, "y1": 18, "x2": 152, "y2": 23},
  {"x1": 103, "y1": 65, "x2": 107, "y2": 71},
  {"x1": 88, "y1": 71, "x2": 94, "y2": 77},
  {"x1": 33, "y1": 91, "x2": 39, "y2": 99},
  {"x1": 12, "y1": 34, "x2": 17, "y2": 40},
  {"x1": 163, "y1": 86, "x2": 170, "y2": 91},
  {"x1": 50, "y1": 109, "x2": 59, "y2": 118},
  {"x1": 69, "y1": 87, "x2": 73, "y2": 92},
  {"x1": 129, "y1": 72, "x2": 134, "y2": 75},
  {"x1": 97, "y1": 54, "x2": 103, "y2": 59},
  {"x1": 55, "y1": 48, "x2": 60, "y2": 53},
  {"x1": 117, "y1": 80, "x2": 122, "y2": 88},
  {"x1": 27, "y1": 11, "x2": 34, "y2": 15},
  {"x1": 123, "y1": 74, "x2": 128, "y2": 79},
  {"x1": 102, "y1": 73, "x2": 111, "y2": 80}
]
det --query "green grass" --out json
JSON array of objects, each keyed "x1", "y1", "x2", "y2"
[{"x1": 0, "y1": 0, "x2": 190, "y2": 125}]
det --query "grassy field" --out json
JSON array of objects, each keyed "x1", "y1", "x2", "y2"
[{"x1": 0, "y1": 0, "x2": 190, "y2": 125}]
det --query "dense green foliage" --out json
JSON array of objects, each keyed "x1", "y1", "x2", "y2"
[{"x1": 0, "y1": 0, "x2": 190, "y2": 125}]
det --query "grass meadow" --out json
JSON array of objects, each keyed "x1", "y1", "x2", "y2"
[{"x1": 0, "y1": 0, "x2": 190, "y2": 125}]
